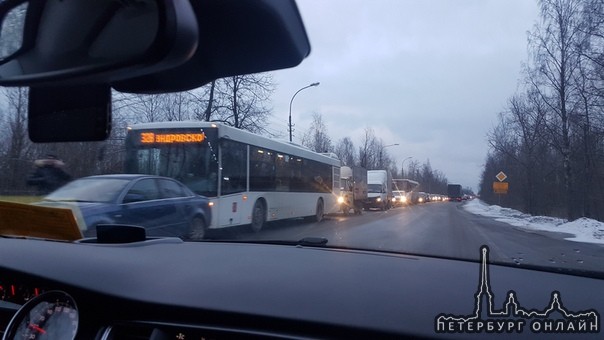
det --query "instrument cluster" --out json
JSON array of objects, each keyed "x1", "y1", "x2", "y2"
[
  {"x1": 0, "y1": 280, "x2": 45, "y2": 305},
  {"x1": 3, "y1": 290, "x2": 78, "y2": 340}
]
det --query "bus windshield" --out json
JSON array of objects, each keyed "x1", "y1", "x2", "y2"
[{"x1": 124, "y1": 128, "x2": 219, "y2": 197}]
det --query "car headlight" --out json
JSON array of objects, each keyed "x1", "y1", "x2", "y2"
[
  {"x1": 392, "y1": 197, "x2": 397, "y2": 202},
  {"x1": 337, "y1": 196, "x2": 345, "y2": 204},
  {"x1": 402, "y1": 197, "x2": 407, "y2": 203},
  {"x1": 376, "y1": 197, "x2": 382, "y2": 202}
]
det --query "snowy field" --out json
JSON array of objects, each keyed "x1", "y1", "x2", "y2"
[{"x1": 463, "y1": 199, "x2": 604, "y2": 245}]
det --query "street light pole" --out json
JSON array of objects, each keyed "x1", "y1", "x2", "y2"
[
  {"x1": 401, "y1": 156, "x2": 412, "y2": 178},
  {"x1": 288, "y1": 82, "x2": 320, "y2": 142},
  {"x1": 379, "y1": 143, "x2": 399, "y2": 168}
]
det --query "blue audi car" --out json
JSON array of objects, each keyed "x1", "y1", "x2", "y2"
[{"x1": 37, "y1": 174, "x2": 212, "y2": 240}]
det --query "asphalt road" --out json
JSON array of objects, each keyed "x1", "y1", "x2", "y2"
[{"x1": 210, "y1": 200, "x2": 604, "y2": 275}]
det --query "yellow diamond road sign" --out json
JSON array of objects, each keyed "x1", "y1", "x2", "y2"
[{"x1": 496, "y1": 171, "x2": 507, "y2": 182}]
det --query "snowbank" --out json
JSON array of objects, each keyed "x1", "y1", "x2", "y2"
[{"x1": 463, "y1": 199, "x2": 604, "y2": 245}]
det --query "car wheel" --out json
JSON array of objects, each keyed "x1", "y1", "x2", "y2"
[
  {"x1": 188, "y1": 217, "x2": 207, "y2": 240},
  {"x1": 251, "y1": 199, "x2": 266, "y2": 232}
]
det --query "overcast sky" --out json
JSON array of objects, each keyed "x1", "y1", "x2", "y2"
[{"x1": 268, "y1": 0, "x2": 540, "y2": 192}]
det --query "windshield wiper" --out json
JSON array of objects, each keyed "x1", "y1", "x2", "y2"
[{"x1": 296, "y1": 237, "x2": 328, "y2": 246}]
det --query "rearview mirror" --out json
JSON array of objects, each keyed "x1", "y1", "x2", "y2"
[
  {"x1": 0, "y1": 0, "x2": 199, "y2": 86},
  {"x1": 28, "y1": 84, "x2": 111, "y2": 142}
]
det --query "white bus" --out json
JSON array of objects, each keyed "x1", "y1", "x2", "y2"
[{"x1": 124, "y1": 121, "x2": 341, "y2": 231}]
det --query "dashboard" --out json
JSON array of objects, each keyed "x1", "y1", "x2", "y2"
[{"x1": 1, "y1": 237, "x2": 603, "y2": 339}]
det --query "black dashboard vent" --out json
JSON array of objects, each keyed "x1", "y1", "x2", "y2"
[{"x1": 100, "y1": 321, "x2": 297, "y2": 339}]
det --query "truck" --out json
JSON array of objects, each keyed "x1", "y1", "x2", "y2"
[
  {"x1": 363, "y1": 170, "x2": 393, "y2": 210},
  {"x1": 447, "y1": 184, "x2": 463, "y2": 202},
  {"x1": 338, "y1": 166, "x2": 368, "y2": 215}
]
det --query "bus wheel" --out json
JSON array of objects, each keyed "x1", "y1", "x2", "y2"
[
  {"x1": 251, "y1": 199, "x2": 266, "y2": 232},
  {"x1": 313, "y1": 199, "x2": 324, "y2": 222},
  {"x1": 188, "y1": 217, "x2": 207, "y2": 240}
]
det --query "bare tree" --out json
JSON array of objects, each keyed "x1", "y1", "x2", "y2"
[
  {"x1": 402, "y1": 159, "x2": 448, "y2": 194},
  {"x1": 301, "y1": 112, "x2": 333, "y2": 153},
  {"x1": 214, "y1": 73, "x2": 274, "y2": 134},
  {"x1": 375, "y1": 140, "x2": 395, "y2": 170},
  {"x1": 163, "y1": 92, "x2": 193, "y2": 121},
  {"x1": 528, "y1": 0, "x2": 586, "y2": 219},
  {"x1": 358, "y1": 127, "x2": 378, "y2": 169},
  {"x1": 190, "y1": 80, "x2": 218, "y2": 121},
  {"x1": 487, "y1": 90, "x2": 552, "y2": 214},
  {"x1": 0, "y1": 87, "x2": 31, "y2": 193},
  {"x1": 116, "y1": 93, "x2": 172, "y2": 123},
  {"x1": 478, "y1": 0, "x2": 604, "y2": 219},
  {"x1": 334, "y1": 137, "x2": 356, "y2": 166}
]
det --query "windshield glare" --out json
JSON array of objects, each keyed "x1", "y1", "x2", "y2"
[
  {"x1": 1, "y1": 0, "x2": 604, "y2": 276},
  {"x1": 45, "y1": 178, "x2": 130, "y2": 203}
]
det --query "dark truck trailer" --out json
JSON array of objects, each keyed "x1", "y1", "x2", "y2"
[
  {"x1": 339, "y1": 166, "x2": 368, "y2": 214},
  {"x1": 447, "y1": 184, "x2": 462, "y2": 202}
]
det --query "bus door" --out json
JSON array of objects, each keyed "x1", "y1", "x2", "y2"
[
  {"x1": 218, "y1": 194, "x2": 243, "y2": 226},
  {"x1": 218, "y1": 139, "x2": 248, "y2": 227}
]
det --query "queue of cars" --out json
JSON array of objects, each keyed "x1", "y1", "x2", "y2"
[{"x1": 391, "y1": 191, "x2": 448, "y2": 206}]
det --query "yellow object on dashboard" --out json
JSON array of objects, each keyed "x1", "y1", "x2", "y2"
[{"x1": 0, "y1": 201, "x2": 82, "y2": 241}]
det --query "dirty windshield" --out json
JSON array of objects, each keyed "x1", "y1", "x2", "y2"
[{"x1": 1, "y1": 0, "x2": 604, "y2": 275}]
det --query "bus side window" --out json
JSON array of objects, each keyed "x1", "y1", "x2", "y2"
[
  {"x1": 250, "y1": 146, "x2": 275, "y2": 191},
  {"x1": 290, "y1": 158, "x2": 304, "y2": 192},
  {"x1": 275, "y1": 154, "x2": 291, "y2": 192}
]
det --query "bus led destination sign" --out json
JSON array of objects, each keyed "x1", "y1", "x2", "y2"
[{"x1": 140, "y1": 132, "x2": 205, "y2": 144}]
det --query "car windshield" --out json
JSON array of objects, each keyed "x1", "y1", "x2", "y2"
[
  {"x1": 1, "y1": 0, "x2": 604, "y2": 277},
  {"x1": 367, "y1": 184, "x2": 382, "y2": 193},
  {"x1": 45, "y1": 178, "x2": 130, "y2": 203}
]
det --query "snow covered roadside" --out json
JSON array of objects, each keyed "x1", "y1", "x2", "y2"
[{"x1": 463, "y1": 199, "x2": 604, "y2": 245}]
